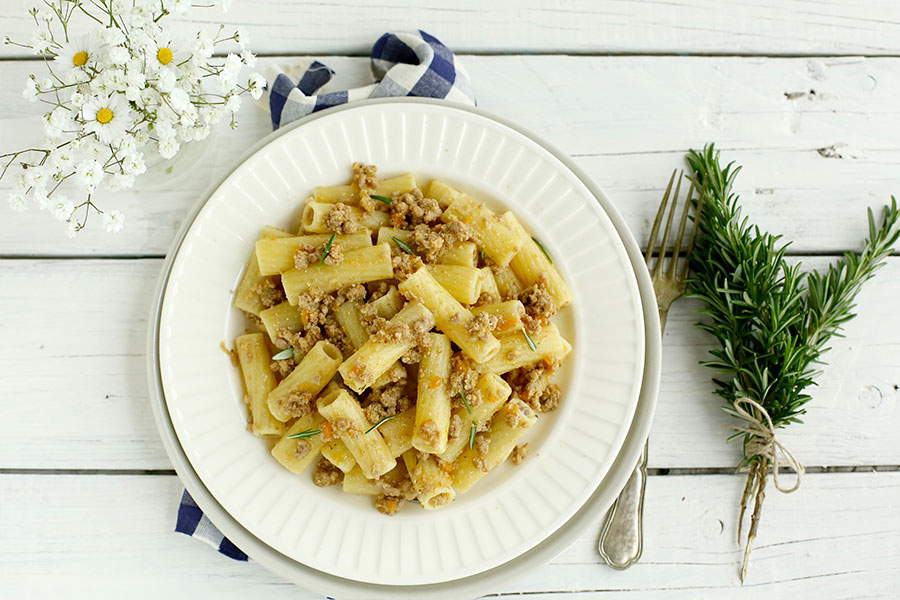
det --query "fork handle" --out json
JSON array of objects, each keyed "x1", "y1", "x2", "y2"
[{"x1": 598, "y1": 440, "x2": 648, "y2": 569}]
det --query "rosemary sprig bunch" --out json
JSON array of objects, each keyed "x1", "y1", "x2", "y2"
[{"x1": 685, "y1": 144, "x2": 899, "y2": 582}]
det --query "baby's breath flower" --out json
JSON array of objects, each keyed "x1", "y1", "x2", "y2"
[
  {"x1": 30, "y1": 29, "x2": 53, "y2": 55},
  {"x1": 8, "y1": 192, "x2": 29, "y2": 213},
  {"x1": 22, "y1": 77, "x2": 39, "y2": 102},
  {"x1": 50, "y1": 196, "x2": 76, "y2": 221},
  {"x1": 65, "y1": 219, "x2": 80, "y2": 238},
  {"x1": 248, "y1": 73, "x2": 266, "y2": 100},
  {"x1": 75, "y1": 159, "x2": 105, "y2": 192}
]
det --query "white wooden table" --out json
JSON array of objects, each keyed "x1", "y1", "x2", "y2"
[{"x1": 2, "y1": 3, "x2": 899, "y2": 597}]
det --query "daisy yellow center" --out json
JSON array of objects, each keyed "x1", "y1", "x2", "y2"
[
  {"x1": 73, "y1": 51, "x2": 88, "y2": 66},
  {"x1": 157, "y1": 47, "x2": 173, "y2": 65},
  {"x1": 96, "y1": 108, "x2": 113, "y2": 124}
]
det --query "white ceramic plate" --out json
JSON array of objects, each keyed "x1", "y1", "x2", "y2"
[{"x1": 157, "y1": 100, "x2": 645, "y2": 585}]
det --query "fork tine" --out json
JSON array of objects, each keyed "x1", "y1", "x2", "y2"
[
  {"x1": 670, "y1": 179, "x2": 695, "y2": 268},
  {"x1": 645, "y1": 169, "x2": 677, "y2": 265},
  {"x1": 679, "y1": 186, "x2": 705, "y2": 280},
  {"x1": 652, "y1": 171, "x2": 682, "y2": 277}
]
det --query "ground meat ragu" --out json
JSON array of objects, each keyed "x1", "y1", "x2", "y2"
[
  {"x1": 511, "y1": 443, "x2": 529, "y2": 465},
  {"x1": 448, "y1": 353, "x2": 480, "y2": 406},
  {"x1": 519, "y1": 272, "x2": 557, "y2": 333},
  {"x1": 465, "y1": 311, "x2": 499, "y2": 343},
  {"x1": 391, "y1": 254, "x2": 425, "y2": 281},
  {"x1": 324, "y1": 203, "x2": 359, "y2": 234},
  {"x1": 448, "y1": 413, "x2": 463, "y2": 441},
  {"x1": 505, "y1": 357, "x2": 561, "y2": 412},
  {"x1": 294, "y1": 439, "x2": 312, "y2": 460},
  {"x1": 417, "y1": 419, "x2": 440, "y2": 448},
  {"x1": 390, "y1": 188, "x2": 442, "y2": 227},
  {"x1": 363, "y1": 383, "x2": 411, "y2": 424},
  {"x1": 269, "y1": 357, "x2": 295, "y2": 380},
  {"x1": 252, "y1": 276, "x2": 285, "y2": 308},
  {"x1": 353, "y1": 162, "x2": 379, "y2": 213},
  {"x1": 312, "y1": 457, "x2": 343, "y2": 487},
  {"x1": 280, "y1": 389, "x2": 314, "y2": 418}
]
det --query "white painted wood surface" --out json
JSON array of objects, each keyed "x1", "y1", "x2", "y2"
[
  {"x1": 3, "y1": 473, "x2": 898, "y2": 598},
  {"x1": 2, "y1": 2, "x2": 899, "y2": 597},
  {"x1": 3, "y1": 1, "x2": 900, "y2": 57}
]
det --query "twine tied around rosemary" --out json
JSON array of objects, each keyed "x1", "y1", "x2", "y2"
[
  {"x1": 731, "y1": 397, "x2": 805, "y2": 583},
  {"x1": 732, "y1": 397, "x2": 805, "y2": 493}
]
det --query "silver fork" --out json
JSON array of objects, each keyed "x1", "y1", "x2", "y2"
[{"x1": 598, "y1": 169, "x2": 702, "y2": 569}]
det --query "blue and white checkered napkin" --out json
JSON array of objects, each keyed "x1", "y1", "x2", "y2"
[{"x1": 175, "y1": 30, "x2": 474, "y2": 562}]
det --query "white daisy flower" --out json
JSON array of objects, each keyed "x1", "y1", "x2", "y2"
[
  {"x1": 83, "y1": 94, "x2": 134, "y2": 145},
  {"x1": 101, "y1": 209, "x2": 126, "y2": 232},
  {"x1": 55, "y1": 35, "x2": 98, "y2": 81}
]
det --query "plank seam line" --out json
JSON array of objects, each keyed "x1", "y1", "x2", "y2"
[
  {"x1": 1, "y1": 466, "x2": 897, "y2": 476},
  {"x1": 2, "y1": 52, "x2": 900, "y2": 62}
]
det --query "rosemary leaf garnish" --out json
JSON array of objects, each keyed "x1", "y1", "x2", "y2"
[
  {"x1": 685, "y1": 143, "x2": 900, "y2": 582},
  {"x1": 532, "y1": 236, "x2": 552, "y2": 264},
  {"x1": 286, "y1": 428, "x2": 321, "y2": 440},
  {"x1": 460, "y1": 391, "x2": 472, "y2": 415},
  {"x1": 468, "y1": 422, "x2": 477, "y2": 449},
  {"x1": 365, "y1": 415, "x2": 395, "y2": 434},
  {"x1": 370, "y1": 194, "x2": 393, "y2": 205},
  {"x1": 522, "y1": 329, "x2": 537, "y2": 352},
  {"x1": 319, "y1": 232, "x2": 336, "y2": 266},
  {"x1": 271, "y1": 347, "x2": 293, "y2": 361},
  {"x1": 392, "y1": 236, "x2": 416, "y2": 255}
]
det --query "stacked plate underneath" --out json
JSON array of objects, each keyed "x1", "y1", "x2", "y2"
[{"x1": 147, "y1": 99, "x2": 660, "y2": 599}]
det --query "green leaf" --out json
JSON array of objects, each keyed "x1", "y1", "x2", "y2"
[
  {"x1": 365, "y1": 415, "x2": 395, "y2": 434},
  {"x1": 532, "y1": 237, "x2": 552, "y2": 264},
  {"x1": 523, "y1": 329, "x2": 537, "y2": 352},
  {"x1": 468, "y1": 422, "x2": 477, "y2": 449},
  {"x1": 271, "y1": 347, "x2": 293, "y2": 361},
  {"x1": 392, "y1": 236, "x2": 416, "y2": 255},
  {"x1": 370, "y1": 194, "x2": 392, "y2": 205},
  {"x1": 319, "y1": 232, "x2": 336, "y2": 266},
  {"x1": 286, "y1": 428, "x2": 321, "y2": 440}
]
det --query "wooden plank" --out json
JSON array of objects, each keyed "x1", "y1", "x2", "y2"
[
  {"x1": 2, "y1": 55, "x2": 900, "y2": 256},
  {"x1": 2, "y1": 472, "x2": 897, "y2": 596},
  {"x1": 2, "y1": 257, "x2": 899, "y2": 470},
  {"x1": 3, "y1": 2, "x2": 900, "y2": 57}
]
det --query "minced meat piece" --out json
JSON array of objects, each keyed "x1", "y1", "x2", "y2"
[
  {"x1": 519, "y1": 273, "x2": 557, "y2": 333},
  {"x1": 220, "y1": 341, "x2": 239, "y2": 367},
  {"x1": 292, "y1": 242, "x2": 321, "y2": 270},
  {"x1": 312, "y1": 457, "x2": 344, "y2": 487},
  {"x1": 353, "y1": 162, "x2": 379, "y2": 213},
  {"x1": 276, "y1": 325, "x2": 322, "y2": 358},
  {"x1": 333, "y1": 283, "x2": 367, "y2": 307},
  {"x1": 322, "y1": 240, "x2": 344, "y2": 266},
  {"x1": 511, "y1": 443, "x2": 529, "y2": 465},
  {"x1": 390, "y1": 188, "x2": 442, "y2": 228},
  {"x1": 376, "y1": 474, "x2": 417, "y2": 501},
  {"x1": 296, "y1": 288, "x2": 329, "y2": 326},
  {"x1": 375, "y1": 494, "x2": 404, "y2": 515},
  {"x1": 391, "y1": 254, "x2": 425, "y2": 281},
  {"x1": 465, "y1": 312, "x2": 499, "y2": 343},
  {"x1": 411, "y1": 225, "x2": 446, "y2": 263},
  {"x1": 332, "y1": 417, "x2": 361, "y2": 439},
  {"x1": 448, "y1": 353, "x2": 480, "y2": 405},
  {"x1": 280, "y1": 390, "x2": 314, "y2": 418},
  {"x1": 472, "y1": 456, "x2": 489, "y2": 473},
  {"x1": 269, "y1": 357, "x2": 295, "y2": 380},
  {"x1": 474, "y1": 432, "x2": 490, "y2": 457},
  {"x1": 364, "y1": 383, "x2": 411, "y2": 424},
  {"x1": 323, "y1": 313, "x2": 354, "y2": 358},
  {"x1": 448, "y1": 414, "x2": 463, "y2": 441},
  {"x1": 252, "y1": 276, "x2": 285, "y2": 308},
  {"x1": 359, "y1": 302, "x2": 388, "y2": 336},
  {"x1": 538, "y1": 383, "x2": 562, "y2": 412},
  {"x1": 417, "y1": 419, "x2": 440, "y2": 448},
  {"x1": 367, "y1": 281, "x2": 390, "y2": 301},
  {"x1": 324, "y1": 203, "x2": 359, "y2": 234},
  {"x1": 504, "y1": 358, "x2": 559, "y2": 409},
  {"x1": 294, "y1": 439, "x2": 312, "y2": 460}
]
